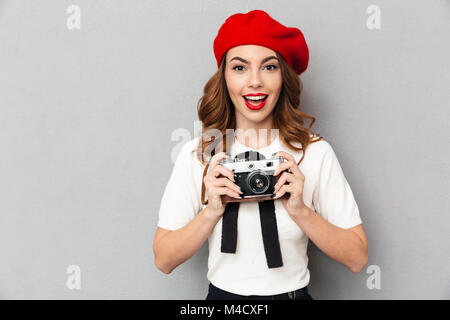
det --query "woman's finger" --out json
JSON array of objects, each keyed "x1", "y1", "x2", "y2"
[
  {"x1": 272, "y1": 184, "x2": 288, "y2": 199},
  {"x1": 208, "y1": 152, "x2": 229, "y2": 172},
  {"x1": 212, "y1": 164, "x2": 235, "y2": 181},
  {"x1": 273, "y1": 172, "x2": 295, "y2": 194},
  {"x1": 211, "y1": 177, "x2": 242, "y2": 194},
  {"x1": 274, "y1": 151, "x2": 304, "y2": 179},
  {"x1": 211, "y1": 186, "x2": 241, "y2": 199},
  {"x1": 273, "y1": 183, "x2": 298, "y2": 199},
  {"x1": 273, "y1": 160, "x2": 299, "y2": 177}
]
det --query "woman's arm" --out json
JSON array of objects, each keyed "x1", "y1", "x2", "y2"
[
  {"x1": 153, "y1": 206, "x2": 221, "y2": 274},
  {"x1": 292, "y1": 205, "x2": 368, "y2": 273},
  {"x1": 154, "y1": 152, "x2": 241, "y2": 274},
  {"x1": 273, "y1": 150, "x2": 368, "y2": 274}
]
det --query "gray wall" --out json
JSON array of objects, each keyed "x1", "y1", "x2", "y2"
[{"x1": 0, "y1": 0, "x2": 448, "y2": 299}]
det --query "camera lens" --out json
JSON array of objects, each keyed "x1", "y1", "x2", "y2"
[{"x1": 246, "y1": 170, "x2": 270, "y2": 194}]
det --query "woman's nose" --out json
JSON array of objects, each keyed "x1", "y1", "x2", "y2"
[{"x1": 247, "y1": 70, "x2": 263, "y2": 88}]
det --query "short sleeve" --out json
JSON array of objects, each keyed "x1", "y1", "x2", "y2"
[
  {"x1": 157, "y1": 141, "x2": 201, "y2": 231},
  {"x1": 312, "y1": 141, "x2": 362, "y2": 229}
]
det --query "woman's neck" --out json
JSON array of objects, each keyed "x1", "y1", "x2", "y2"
[{"x1": 234, "y1": 114, "x2": 277, "y2": 150}]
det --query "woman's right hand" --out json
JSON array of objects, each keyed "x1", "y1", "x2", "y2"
[{"x1": 204, "y1": 152, "x2": 243, "y2": 219}]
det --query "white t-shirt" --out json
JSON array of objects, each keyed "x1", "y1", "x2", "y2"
[{"x1": 157, "y1": 134, "x2": 362, "y2": 296}]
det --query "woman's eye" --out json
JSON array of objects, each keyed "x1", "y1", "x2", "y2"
[
  {"x1": 264, "y1": 64, "x2": 278, "y2": 71},
  {"x1": 232, "y1": 65, "x2": 278, "y2": 71}
]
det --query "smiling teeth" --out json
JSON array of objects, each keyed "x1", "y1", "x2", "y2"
[{"x1": 246, "y1": 96, "x2": 266, "y2": 100}]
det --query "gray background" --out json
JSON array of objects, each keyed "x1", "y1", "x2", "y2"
[{"x1": 0, "y1": 0, "x2": 449, "y2": 299}]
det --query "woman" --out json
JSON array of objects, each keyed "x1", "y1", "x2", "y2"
[{"x1": 154, "y1": 10, "x2": 368, "y2": 300}]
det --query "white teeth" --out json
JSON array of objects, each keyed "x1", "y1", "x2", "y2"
[{"x1": 245, "y1": 95, "x2": 267, "y2": 101}]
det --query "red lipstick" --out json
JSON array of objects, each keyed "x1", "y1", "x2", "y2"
[{"x1": 242, "y1": 93, "x2": 269, "y2": 111}]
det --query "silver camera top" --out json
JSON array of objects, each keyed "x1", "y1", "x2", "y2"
[{"x1": 219, "y1": 154, "x2": 285, "y2": 174}]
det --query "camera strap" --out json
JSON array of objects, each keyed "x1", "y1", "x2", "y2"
[{"x1": 221, "y1": 199, "x2": 283, "y2": 268}]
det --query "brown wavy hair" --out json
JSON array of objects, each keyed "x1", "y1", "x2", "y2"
[{"x1": 192, "y1": 50, "x2": 323, "y2": 167}]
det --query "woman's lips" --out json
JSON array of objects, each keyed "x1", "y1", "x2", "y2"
[{"x1": 243, "y1": 95, "x2": 268, "y2": 110}]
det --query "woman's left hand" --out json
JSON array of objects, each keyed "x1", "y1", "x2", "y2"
[{"x1": 272, "y1": 151, "x2": 306, "y2": 219}]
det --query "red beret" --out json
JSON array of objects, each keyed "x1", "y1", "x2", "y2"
[{"x1": 213, "y1": 10, "x2": 309, "y2": 75}]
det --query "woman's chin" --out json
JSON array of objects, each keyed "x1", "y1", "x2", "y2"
[{"x1": 243, "y1": 111, "x2": 272, "y2": 122}]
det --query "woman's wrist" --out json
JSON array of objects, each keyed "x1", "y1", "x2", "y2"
[
  {"x1": 202, "y1": 206, "x2": 223, "y2": 224},
  {"x1": 289, "y1": 204, "x2": 314, "y2": 223}
]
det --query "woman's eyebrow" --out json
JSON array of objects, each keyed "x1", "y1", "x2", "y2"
[{"x1": 230, "y1": 56, "x2": 279, "y2": 64}]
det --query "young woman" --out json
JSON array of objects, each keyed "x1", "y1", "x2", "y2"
[{"x1": 154, "y1": 10, "x2": 368, "y2": 300}]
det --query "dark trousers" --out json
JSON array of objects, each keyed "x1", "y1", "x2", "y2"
[{"x1": 205, "y1": 283, "x2": 314, "y2": 300}]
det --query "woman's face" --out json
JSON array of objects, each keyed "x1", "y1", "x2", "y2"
[{"x1": 224, "y1": 45, "x2": 282, "y2": 126}]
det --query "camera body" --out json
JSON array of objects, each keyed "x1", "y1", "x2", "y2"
[{"x1": 219, "y1": 153, "x2": 289, "y2": 203}]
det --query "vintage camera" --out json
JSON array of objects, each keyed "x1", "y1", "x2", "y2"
[{"x1": 218, "y1": 151, "x2": 289, "y2": 203}]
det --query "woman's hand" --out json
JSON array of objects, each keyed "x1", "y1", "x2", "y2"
[
  {"x1": 272, "y1": 151, "x2": 307, "y2": 219},
  {"x1": 204, "y1": 152, "x2": 243, "y2": 219}
]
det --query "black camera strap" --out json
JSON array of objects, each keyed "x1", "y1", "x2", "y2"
[
  {"x1": 218, "y1": 149, "x2": 283, "y2": 268},
  {"x1": 220, "y1": 202, "x2": 239, "y2": 254},
  {"x1": 220, "y1": 199, "x2": 283, "y2": 268},
  {"x1": 258, "y1": 200, "x2": 283, "y2": 268}
]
